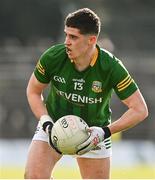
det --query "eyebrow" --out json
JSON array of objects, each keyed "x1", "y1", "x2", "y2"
[{"x1": 64, "y1": 30, "x2": 79, "y2": 38}]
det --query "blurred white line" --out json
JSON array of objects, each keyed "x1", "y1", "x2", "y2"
[{"x1": 0, "y1": 139, "x2": 155, "y2": 167}]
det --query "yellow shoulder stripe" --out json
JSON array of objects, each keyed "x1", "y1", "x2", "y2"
[
  {"x1": 117, "y1": 75, "x2": 130, "y2": 87},
  {"x1": 117, "y1": 76, "x2": 131, "y2": 89},
  {"x1": 36, "y1": 61, "x2": 45, "y2": 75},
  {"x1": 117, "y1": 79, "x2": 133, "y2": 91},
  {"x1": 117, "y1": 75, "x2": 133, "y2": 92}
]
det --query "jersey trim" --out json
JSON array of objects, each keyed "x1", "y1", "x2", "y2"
[
  {"x1": 117, "y1": 75, "x2": 133, "y2": 92},
  {"x1": 90, "y1": 47, "x2": 98, "y2": 67},
  {"x1": 36, "y1": 61, "x2": 45, "y2": 75}
]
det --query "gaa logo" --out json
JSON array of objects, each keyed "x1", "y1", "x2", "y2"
[
  {"x1": 61, "y1": 118, "x2": 69, "y2": 128},
  {"x1": 53, "y1": 76, "x2": 66, "y2": 83}
]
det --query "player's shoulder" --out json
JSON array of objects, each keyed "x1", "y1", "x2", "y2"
[
  {"x1": 98, "y1": 46, "x2": 121, "y2": 70},
  {"x1": 99, "y1": 47, "x2": 118, "y2": 63},
  {"x1": 38, "y1": 44, "x2": 67, "y2": 68},
  {"x1": 42, "y1": 44, "x2": 66, "y2": 58}
]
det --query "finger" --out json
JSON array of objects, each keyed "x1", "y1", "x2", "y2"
[
  {"x1": 77, "y1": 142, "x2": 95, "y2": 155},
  {"x1": 77, "y1": 135, "x2": 92, "y2": 150},
  {"x1": 86, "y1": 127, "x2": 92, "y2": 133},
  {"x1": 47, "y1": 125, "x2": 52, "y2": 133},
  {"x1": 48, "y1": 129, "x2": 62, "y2": 154}
]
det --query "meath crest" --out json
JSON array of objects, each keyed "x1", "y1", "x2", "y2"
[{"x1": 92, "y1": 81, "x2": 102, "y2": 93}]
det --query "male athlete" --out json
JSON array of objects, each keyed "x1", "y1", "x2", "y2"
[{"x1": 25, "y1": 8, "x2": 148, "y2": 179}]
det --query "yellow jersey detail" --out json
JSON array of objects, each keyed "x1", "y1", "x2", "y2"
[
  {"x1": 90, "y1": 48, "x2": 98, "y2": 67},
  {"x1": 117, "y1": 75, "x2": 133, "y2": 92},
  {"x1": 36, "y1": 61, "x2": 45, "y2": 75}
]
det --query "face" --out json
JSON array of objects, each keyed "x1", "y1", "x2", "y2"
[{"x1": 64, "y1": 26, "x2": 94, "y2": 60}]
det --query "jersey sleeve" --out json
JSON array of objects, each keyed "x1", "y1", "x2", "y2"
[
  {"x1": 110, "y1": 58, "x2": 138, "y2": 100},
  {"x1": 34, "y1": 52, "x2": 51, "y2": 84},
  {"x1": 34, "y1": 44, "x2": 66, "y2": 84}
]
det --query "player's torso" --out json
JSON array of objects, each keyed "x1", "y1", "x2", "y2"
[
  {"x1": 51, "y1": 59, "x2": 110, "y2": 106},
  {"x1": 46, "y1": 45, "x2": 113, "y2": 126}
]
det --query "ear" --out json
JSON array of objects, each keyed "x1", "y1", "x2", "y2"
[{"x1": 88, "y1": 35, "x2": 97, "y2": 45}]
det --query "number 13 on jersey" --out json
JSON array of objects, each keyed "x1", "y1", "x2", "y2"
[{"x1": 74, "y1": 82, "x2": 83, "y2": 91}]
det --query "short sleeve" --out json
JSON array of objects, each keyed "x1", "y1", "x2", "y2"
[
  {"x1": 111, "y1": 59, "x2": 138, "y2": 100},
  {"x1": 34, "y1": 53, "x2": 51, "y2": 84}
]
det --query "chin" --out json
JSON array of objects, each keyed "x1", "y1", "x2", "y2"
[{"x1": 68, "y1": 54, "x2": 76, "y2": 59}]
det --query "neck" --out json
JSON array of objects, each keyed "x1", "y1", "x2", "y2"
[{"x1": 73, "y1": 45, "x2": 97, "y2": 71}]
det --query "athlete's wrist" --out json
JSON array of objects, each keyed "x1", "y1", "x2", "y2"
[
  {"x1": 102, "y1": 126, "x2": 111, "y2": 139},
  {"x1": 40, "y1": 115, "x2": 54, "y2": 133}
]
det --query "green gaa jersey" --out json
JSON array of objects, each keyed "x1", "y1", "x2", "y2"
[{"x1": 34, "y1": 44, "x2": 138, "y2": 127}]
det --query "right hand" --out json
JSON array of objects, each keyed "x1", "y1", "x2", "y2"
[
  {"x1": 40, "y1": 115, "x2": 54, "y2": 133},
  {"x1": 77, "y1": 126, "x2": 105, "y2": 155},
  {"x1": 40, "y1": 115, "x2": 62, "y2": 154}
]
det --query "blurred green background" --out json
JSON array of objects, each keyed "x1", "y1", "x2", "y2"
[{"x1": 0, "y1": 0, "x2": 155, "y2": 179}]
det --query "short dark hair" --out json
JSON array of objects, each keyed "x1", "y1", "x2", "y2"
[{"x1": 65, "y1": 8, "x2": 101, "y2": 36}]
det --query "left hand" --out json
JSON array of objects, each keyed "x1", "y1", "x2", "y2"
[
  {"x1": 76, "y1": 126, "x2": 105, "y2": 155},
  {"x1": 40, "y1": 115, "x2": 62, "y2": 154}
]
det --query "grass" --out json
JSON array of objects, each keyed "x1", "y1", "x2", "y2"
[{"x1": 0, "y1": 164, "x2": 155, "y2": 179}]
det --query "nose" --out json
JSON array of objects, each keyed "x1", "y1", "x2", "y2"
[{"x1": 64, "y1": 36, "x2": 71, "y2": 46}]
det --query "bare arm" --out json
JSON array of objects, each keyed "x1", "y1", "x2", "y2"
[
  {"x1": 26, "y1": 73, "x2": 49, "y2": 120},
  {"x1": 108, "y1": 89, "x2": 148, "y2": 134}
]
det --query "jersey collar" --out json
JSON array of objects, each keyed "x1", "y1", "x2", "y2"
[{"x1": 90, "y1": 47, "x2": 98, "y2": 67}]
